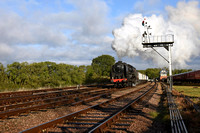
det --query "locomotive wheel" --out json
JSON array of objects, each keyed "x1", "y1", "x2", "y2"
[
  {"x1": 132, "y1": 83, "x2": 136, "y2": 86},
  {"x1": 123, "y1": 83, "x2": 127, "y2": 87},
  {"x1": 114, "y1": 84, "x2": 117, "y2": 88},
  {"x1": 128, "y1": 82, "x2": 132, "y2": 87}
]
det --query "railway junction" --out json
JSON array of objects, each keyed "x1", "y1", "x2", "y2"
[
  {"x1": 0, "y1": 82, "x2": 199, "y2": 133},
  {"x1": 1, "y1": 1, "x2": 200, "y2": 133},
  {"x1": 0, "y1": 18, "x2": 200, "y2": 133}
]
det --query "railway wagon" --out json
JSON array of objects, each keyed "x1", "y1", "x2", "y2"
[
  {"x1": 110, "y1": 61, "x2": 148, "y2": 87},
  {"x1": 138, "y1": 72, "x2": 149, "y2": 83},
  {"x1": 172, "y1": 70, "x2": 200, "y2": 84}
]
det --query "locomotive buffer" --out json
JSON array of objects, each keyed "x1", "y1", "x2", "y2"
[{"x1": 142, "y1": 18, "x2": 174, "y2": 91}]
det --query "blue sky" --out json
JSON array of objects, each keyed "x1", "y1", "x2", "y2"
[{"x1": 0, "y1": 0, "x2": 199, "y2": 70}]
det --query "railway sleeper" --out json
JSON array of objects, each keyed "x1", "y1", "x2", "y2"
[{"x1": 20, "y1": 83, "x2": 155, "y2": 133}]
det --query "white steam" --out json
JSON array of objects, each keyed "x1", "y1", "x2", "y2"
[{"x1": 112, "y1": 1, "x2": 200, "y2": 68}]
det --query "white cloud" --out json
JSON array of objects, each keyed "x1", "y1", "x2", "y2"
[
  {"x1": 0, "y1": 0, "x2": 114, "y2": 66},
  {"x1": 112, "y1": 1, "x2": 200, "y2": 69},
  {"x1": 0, "y1": 10, "x2": 68, "y2": 46},
  {"x1": 0, "y1": 43, "x2": 14, "y2": 56}
]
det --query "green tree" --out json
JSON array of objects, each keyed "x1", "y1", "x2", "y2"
[
  {"x1": 173, "y1": 69, "x2": 192, "y2": 75},
  {"x1": 1, "y1": 58, "x2": 116, "y2": 91},
  {"x1": 7, "y1": 62, "x2": 21, "y2": 86},
  {"x1": 78, "y1": 65, "x2": 86, "y2": 84},
  {"x1": 91, "y1": 55, "x2": 115, "y2": 77},
  {"x1": 85, "y1": 65, "x2": 97, "y2": 84},
  {"x1": 145, "y1": 68, "x2": 161, "y2": 79},
  {"x1": 0, "y1": 63, "x2": 9, "y2": 90},
  {"x1": 0, "y1": 63, "x2": 6, "y2": 82}
]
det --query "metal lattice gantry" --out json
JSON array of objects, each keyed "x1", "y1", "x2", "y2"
[
  {"x1": 141, "y1": 18, "x2": 174, "y2": 91},
  {"x1": 142, "y1": 34, "x2": 174, "y2": 48}
]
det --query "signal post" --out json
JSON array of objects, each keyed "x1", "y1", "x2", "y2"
[{"x1": 142, "y1": 18, "x2": 174, "y2": 91}]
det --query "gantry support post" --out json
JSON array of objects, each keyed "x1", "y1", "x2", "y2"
[{"x1": 168, "y1": 45, "x2": 172, "y2": 92}]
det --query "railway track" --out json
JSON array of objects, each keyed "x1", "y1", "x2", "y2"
[
  {"x1": 0, "y1": 84, "x2": 112, "y2": 98},
  {"x1": 0, "y1": 86, "x2": 103, "y2": 106},
  {"x1": 20, "y1": 83, "x2": 156, "y2": 133},
  {"x1": 101, "y1": 83, "x2": 158, "y2": 132},
  {"x1": 161, "y1": 83, "x2": 188, "y2": 133},
  {"x1": 0, "y1": 86, "x2": 117, "y2": 119},
  {"x1": 0, "y1": 86, "x2": 80, "y2": 99}
]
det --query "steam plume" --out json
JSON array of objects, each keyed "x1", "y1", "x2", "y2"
[{"x1": 112, "y1": 1, "x2": 200, "y2": 68}]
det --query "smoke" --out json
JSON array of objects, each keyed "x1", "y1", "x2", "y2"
[{"x1": 112, "y1": 1, "x2": 200, "y2": 68}]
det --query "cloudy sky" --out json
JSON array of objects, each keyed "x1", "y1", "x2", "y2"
[{"x1": 0, "y1": 0, "x2": 200, "y2": 70}]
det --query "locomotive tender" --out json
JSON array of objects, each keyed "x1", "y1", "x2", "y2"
[{"x1": 110, "y1": 61, "x2": 148, "y2": 87}]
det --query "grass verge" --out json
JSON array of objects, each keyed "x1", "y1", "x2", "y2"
[{"x1": 173, "y1": 86, "x2": 200, "y2": 97}]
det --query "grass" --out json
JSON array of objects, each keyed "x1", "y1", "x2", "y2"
[
  {"x1": 149, "y1": 111, "x2": 159, "y2": 119},
  {"x1": 173, "y1": 86, "x2": 200, "y2": 97},
  {"x1": 149, "y1": 110, "x2": 170, "y2": 122}
]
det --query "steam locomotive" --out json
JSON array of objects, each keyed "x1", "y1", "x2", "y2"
[{"x1": 110, "y1": 61, "x2": 148, "y2": 87}]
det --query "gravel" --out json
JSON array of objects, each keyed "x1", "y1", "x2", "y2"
[
  {"x1": 0, "y1": 83, "x2": 154, "y2": 133},
  {"x1": 126, "y1": 83, "x2": 170, "y2": 133}
]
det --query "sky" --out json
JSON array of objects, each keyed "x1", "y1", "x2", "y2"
[{"x1": 0, "y1": 0, "x2": 200, "y2": 70}]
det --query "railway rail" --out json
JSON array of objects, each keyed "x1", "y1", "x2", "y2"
[
  {"x1": 0, "y1": 86, "x2": 105, "y2": 106},
  {"x1": 162, "y1": 83, "x2": 188, "y2": 133},
  {"x1": 0, "y1": 86, "x2": 120, "y2": 119},
  {"x1": 20, "y1": 83, "x2": 156, "y2": 133},
  {"x1": 90, "y1": 83, "x2": 157, "y2": 132},
  {"x1": 0, "y1": 86, "x2": 80, "y2": 98},
  {"x1": 0, "y1": 84, "x2": 110, "y2": 98}
]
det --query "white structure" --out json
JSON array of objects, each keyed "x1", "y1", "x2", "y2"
[{"x1": 138, "y1": 72, "x2": 149, "y2": 80}]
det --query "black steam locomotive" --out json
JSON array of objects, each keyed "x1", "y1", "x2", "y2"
[{"x1": 110, "y1": 61, "x2": 138, "y2": 87}]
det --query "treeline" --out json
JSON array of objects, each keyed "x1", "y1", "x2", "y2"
[
  {"x1": 0, "y1": 62, "x2": 87, "y2": 91},
  {"x1": 0, "y1": 54, "x2": 193, "y2": 92},
  {"x1": 0, "y1": 55, "x2": 115, "y2": 92},
  {"x1": 138, "y1": 68, "x2": 193, "y2": 79}
]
